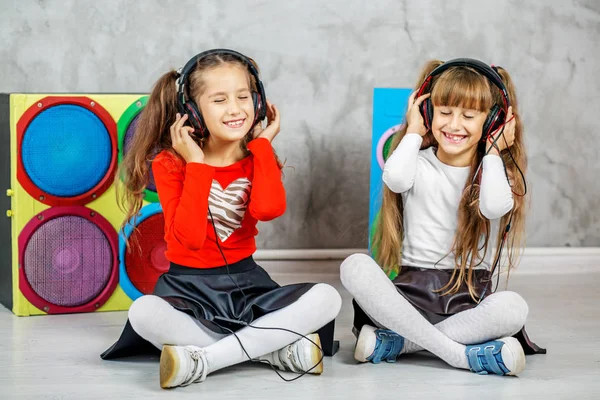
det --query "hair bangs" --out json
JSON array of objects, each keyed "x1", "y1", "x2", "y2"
[{"x1": 431, "y1": 68, "x2": 494, "y2": 112}]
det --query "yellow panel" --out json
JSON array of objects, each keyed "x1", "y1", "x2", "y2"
[
  {"x1": 98, "y1": 286, "x2": 132, "y2": 312},
  {"x1": 9, "y1": 93, "x2": 148, "y2": 316}
]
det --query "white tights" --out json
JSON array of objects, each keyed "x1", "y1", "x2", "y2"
[
  {"x1": 128, "y1": 283, "x2": 342, "y2": 374},
  {"x1": 340, "y1": 254, "x2": 528, "y2": 369}
]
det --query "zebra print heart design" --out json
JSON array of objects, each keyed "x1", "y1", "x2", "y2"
[{"x1": 208, "y1": 178, "x2": 252, "y2": 241}]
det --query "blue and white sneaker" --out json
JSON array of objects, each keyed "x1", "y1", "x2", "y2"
[
  {"x1": 466, "y1": 337, "x2": 526, "y2": 376},
  {"x1": 354, "y1": 325, "x2": 405, "y2": 363}
]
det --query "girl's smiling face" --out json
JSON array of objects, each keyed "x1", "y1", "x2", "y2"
[
  {"x1": 431, "y1": 105, "x2": 487, "y2": 166},
  {"x1": 198, "y1": 63, "x2": 255, "y2": 144}
]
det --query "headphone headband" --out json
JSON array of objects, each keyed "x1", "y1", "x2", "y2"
[
  {"x1": 421, "y1": 58, "x2": 510, "y2": 109},
  {"x1": 176, "y1": 49, "x2": 262, "y2": 94}
]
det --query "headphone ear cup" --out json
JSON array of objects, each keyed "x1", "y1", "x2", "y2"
[
  {"x1": 419, "y1": 98, "x2": 434, "y2": 131},
  {"x1": 253, "y1": 92, "x2": 266, "y2": 122},
  {"x1": 482, "y1": 104, "x2": 504, "y2": 140},
  {"x1": 185, "y1": 102, "x2": 206, "y2": 137},
  {"x1": 252, "y1": 92, "x2": 260, "y2": 119}
]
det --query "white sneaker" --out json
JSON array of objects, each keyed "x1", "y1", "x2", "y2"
[
  {"x1": 160, "y1": 345, "x2": 208, "y2": 389},
  {"x1": 258, "y1": 333, "x2": 323, "y2": 374}
]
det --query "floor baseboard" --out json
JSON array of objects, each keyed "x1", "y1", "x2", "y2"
[{"x1": 254, "y1": 247, "x2": 600, "y2": 275}]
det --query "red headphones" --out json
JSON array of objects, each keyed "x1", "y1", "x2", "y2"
[{"x1": 416, "y1": 58, "x2": 510, "y2": 141}]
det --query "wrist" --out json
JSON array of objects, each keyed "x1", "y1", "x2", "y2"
[
  {"x1": 407, "y1": 125, "x2": 427, "y2": 136},
  {"x1": 187, "y1": 155, "x2": 205, "y2": 164},
  {"x1": 486, "y1": 146, "x2": 500, "y2": 156},
  {"x1": 256, "y1": 134, "x2": 273, "y2": 143}
]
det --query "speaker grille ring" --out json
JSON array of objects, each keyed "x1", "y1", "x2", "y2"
[
  {"x1": 376, "y1": 124, "x2": 403, "y2": 170},
  {"x1": 22, "y1": 105, "x2": 111, "y2": 197},
  {"x1": 18, "y1": 207, "x2": 119, "y2": 314},
  {"x1": 119, "y1": 203, "x2": 167, "y2": 300},
  {"x1": 16, "y1": 97, "x2": 117, "y2": 206},
  {"x1": 123, "y1": 113, "x2": 157, "y2": 192},
  {"x1": 117, "y1": 96, "x2": 159, "y2": 203}
]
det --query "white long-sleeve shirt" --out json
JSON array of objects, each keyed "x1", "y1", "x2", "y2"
[{"x1": 382, "y1": 133, "x2": 513, "y2": 270}]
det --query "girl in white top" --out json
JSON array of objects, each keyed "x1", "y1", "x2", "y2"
[{"x1": 341, "y1": 58, "x2": 542, "y2": 376}]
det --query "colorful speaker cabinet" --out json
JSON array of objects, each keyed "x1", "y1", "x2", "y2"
[
  {"x1": 369, "y1": 88, "x2": 412, "y2": 260},
  {"x1": 0, "y1": 93, "x2": 154, "y2": 316}
]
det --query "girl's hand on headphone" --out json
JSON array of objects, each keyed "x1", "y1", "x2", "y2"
[
  {"x1": 406, "y1": 91, "x2": 431, "y2": 136},
  {"x1": 170, "y1": 113, "x2": 205, "y2": 163},
  {"x1": 252, "y1": 100, "x2": 280, "y2": 143},
  {"x1": 486, "y1": 106, "x2": 516, "y2": 155}
]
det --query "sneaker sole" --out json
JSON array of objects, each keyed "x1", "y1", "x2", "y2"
[
  {"x1": 499, "y1": 337, "x2": 526, "y2": 376},
  {"x1": 160, "y1": 345, "x2": 181, "y2": 389},
  {"x1": 307, "y1": 333, "x2": 324, "y2": 375},
  {"x1": 354, "y1": 325, "x2": 377, "y2": 363}
]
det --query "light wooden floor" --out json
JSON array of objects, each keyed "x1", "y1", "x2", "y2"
[{"x1": 2, "y1": 259, "x2": 599, "y2": 399}]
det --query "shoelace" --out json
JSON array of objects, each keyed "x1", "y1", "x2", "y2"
[{"x1": 181, "y1": 348, "x2": 209, "y2": 386}]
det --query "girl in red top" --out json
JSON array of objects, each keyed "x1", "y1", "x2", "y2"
[{"x1": 101, "y1": 49, "x2": 341, "y2": 389}]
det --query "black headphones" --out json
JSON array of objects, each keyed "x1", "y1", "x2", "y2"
[
  {"x1": 175, "y1": 48, "x2": 267, "y2": 138},
  {"x1": 416, "y1": 58, "x2": 510, "y2": 141}
]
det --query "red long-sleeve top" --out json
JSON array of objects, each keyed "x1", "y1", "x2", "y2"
[{"x1": 152, "y1": 138, "x2": 286, "y2": 268}]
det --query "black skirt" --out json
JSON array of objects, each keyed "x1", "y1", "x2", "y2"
[
  {"x1": 101, "y1": 256, "x2": 338, "y2": 360},
  {"x1": 352, "y1": 266, "x2": 546, "y2": 355}
]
